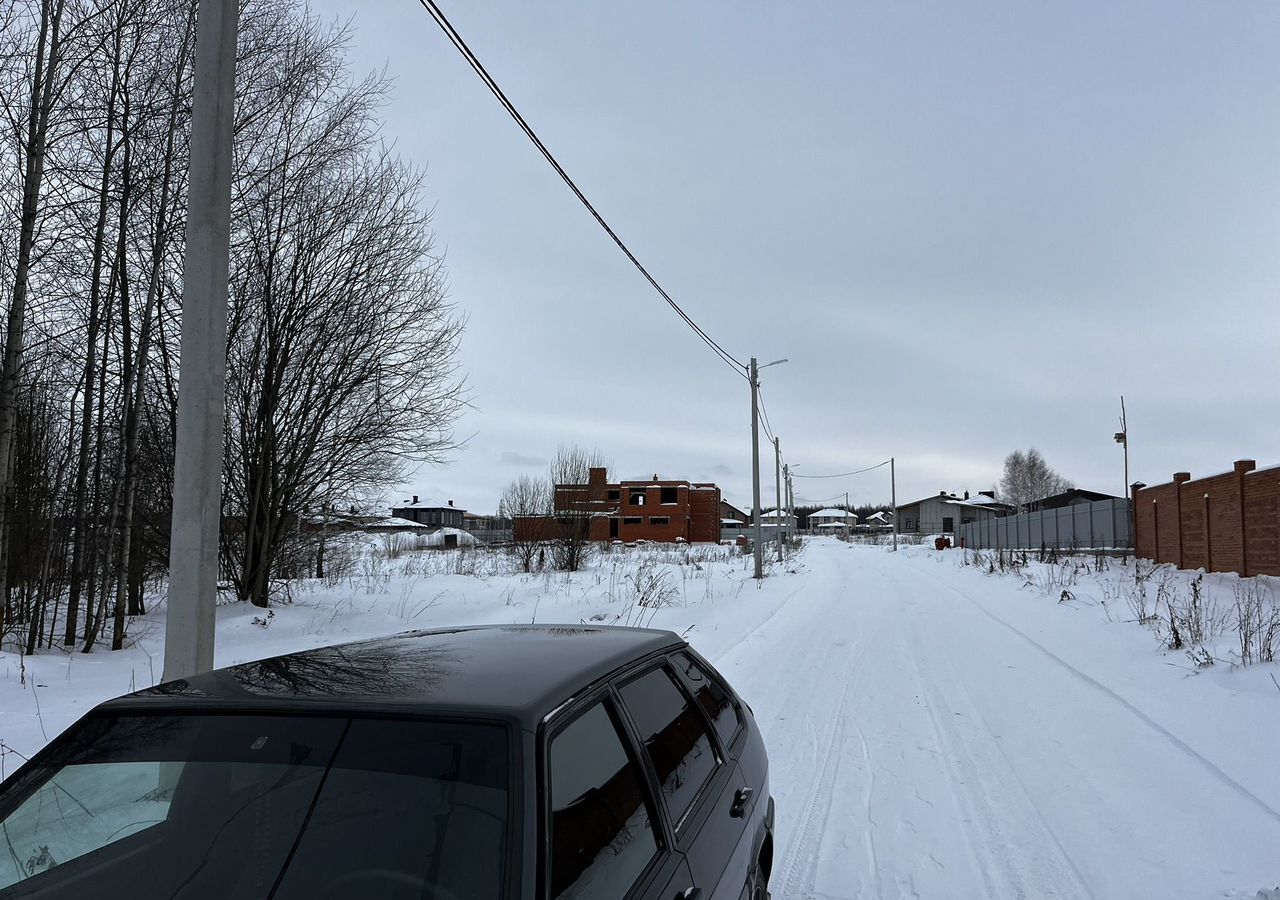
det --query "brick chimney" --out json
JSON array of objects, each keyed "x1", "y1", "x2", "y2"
[{"x1": 588, "y1": 467, "x2": 607, "y2": 489}]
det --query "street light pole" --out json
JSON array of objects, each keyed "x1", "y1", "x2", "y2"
[
  {"x1": 164, "y1": 0, "x2": 238, "y2": 682},
  {"x1": 774, "y1": 437, "x2": 784, "y2": 563},
  {"x1": 1116, "y1": 395, "x2": 1131, "y2": 550},
  {"x1": 749, "y1": 357, "x2": 787, "y2": 579},
  {"x1": 891, "y1": 456, "x2": 898, "y2": 552}
]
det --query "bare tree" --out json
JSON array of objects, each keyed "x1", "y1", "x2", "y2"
[
  {"x1": 547, "y1": 444, "x2": 609, "y2": 572},
  {"x1": 220, "y1": 12, "x2": 464, "y2": 607},
  {"x1": 0, "y1": 0, "x2": 467, "y2": 651},
  {"x1": 500, "y1": 473, "x2": 551, "y2": 573},
  {"x1": 998, "y1": 448, "x2": 1073, "y2": 512}
]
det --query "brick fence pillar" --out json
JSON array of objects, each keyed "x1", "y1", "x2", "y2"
[
  {"x1": 1173, "y1": 472, "x2": 1190, "y2": 568},
  {"x1": 1235, "y1": 460, "x2": 1256, "y2": 575}
]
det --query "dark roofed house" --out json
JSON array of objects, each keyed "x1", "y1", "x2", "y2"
[
  {"x1": 1027, "y1": 489, "x2": 1122, "y2": 512},
  {"x1": 391, "y1": 496, "x2": 464, "y2": 530},
  {"x1": 720, "y1": 499, "x2": 749, "y2": 524}
]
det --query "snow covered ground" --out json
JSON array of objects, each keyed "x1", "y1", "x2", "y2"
[{"x1": 2, "y1": 537, "x2": 1279, "y2": 899}]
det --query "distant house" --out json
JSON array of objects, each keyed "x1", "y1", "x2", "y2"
[
  {"x1": 808, "y1": 508, "x2": 857, "y2": 530},
  {"x1": 1026, "y1": 489, "x2": 1122, "y2": 512},
  {"x1": 514, "y1": 468, "x2": 722, "y2": 544},
  {"x1": 759, "y1": 510, "x2": 797, "y2": 529},
  {"x1": 720, "y1": 499, "x2": 750, "y2": 524},
  {"x1": 895, "y1": 491, "x2": 1000, "y2": 534},
  {"x1": 390, "y1": 496, "x2": 464, "y2": 530},
  {"x1": 864, "y1": 510, "x2": 893, "y2": 530}
]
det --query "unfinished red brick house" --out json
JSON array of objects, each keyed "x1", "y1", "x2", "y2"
[{"x1": 514, "y1": 468, "x2": 722, "y2": 544}]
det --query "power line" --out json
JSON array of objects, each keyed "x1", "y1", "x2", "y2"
[
  {"x1": 757, "y1": 384, "x2": 778, "y2": 444},
  {"x1": 793, "y1": 459, "x2": 891, "y2": 479},
  {"x1": 794, "y1": 491, "x2": 850, "y2": 506},
  {"x1": 414, "y1": 0, "x2": 748, "y2": 379}
]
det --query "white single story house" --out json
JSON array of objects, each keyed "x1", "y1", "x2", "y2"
[{"x1": 808, "y1": 508, "x2": 857, "y2": 528}]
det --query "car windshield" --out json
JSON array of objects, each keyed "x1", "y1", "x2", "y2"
[{"x1": 0, "y1": 713, "x2": 509, "y2": 899}]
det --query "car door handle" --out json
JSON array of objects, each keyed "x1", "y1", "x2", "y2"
[
  {"x1": 675, "y1": 889, "x2": 701, "y2": 900},
  {"x1": 730, "y1": 786, "x2": 754, "y2": 818}
]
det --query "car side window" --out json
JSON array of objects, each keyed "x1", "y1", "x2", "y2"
[
  {"x1": 672, "y1": 652, "x2": 743, "y2": 750},
  {"x1": 617, "y1": 666, "x2": 718, "y2": 833},
  {"x1": 549, "y1": 700, "x2": 659, "y2": 900}
]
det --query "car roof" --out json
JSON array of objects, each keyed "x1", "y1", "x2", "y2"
[{"x1": 103, "y1": 625, "x2": 684, "y2": 730}]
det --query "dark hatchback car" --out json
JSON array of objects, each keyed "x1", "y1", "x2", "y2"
[{"x1": 0, "y1": 625, "x2": 773, "y2": 900}]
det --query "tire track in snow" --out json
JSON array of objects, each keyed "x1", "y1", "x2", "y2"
[
  {"x1": 899, "y1": 606, "x2": 1098, "y2": 900},
  {"x1": 770, "y1": 596, "x2": 892, "y2": 900},
  {"x1": 907, "y1": 560, "x2": 1280, "y2": 827}
]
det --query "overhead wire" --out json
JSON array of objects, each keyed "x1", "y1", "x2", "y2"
[
  {"x1": 756, "y1": 383, "x2": 778, "y2": 445},
  {"x1": 794, "y1": 490, "x2": 851, "y2": 506},
  {"x1": 413, "y1": 0, "x2": 749, "y2": 379},
  {"x1": 792, "y1": 459, "x2": 891, "y2": 479}
]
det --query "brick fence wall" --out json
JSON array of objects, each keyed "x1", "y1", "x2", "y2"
[{"x1": 1133, "y1": 459, "x2": 1280, "y2": 577}]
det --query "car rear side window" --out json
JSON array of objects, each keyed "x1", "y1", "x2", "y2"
[
  {"x1": 673, "y1": 651, "x2": 743, "y2": 749},
  {"x1": 617, "y1": 666, "x2": 718, "y2": 832},
  {"x1": 549, "y1": 700, "x2": 659, "y2": 899}
]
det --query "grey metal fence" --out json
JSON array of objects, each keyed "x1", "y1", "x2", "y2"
[{"x1": 959, "y1": 499, "x2": 1131, "y2": 551}]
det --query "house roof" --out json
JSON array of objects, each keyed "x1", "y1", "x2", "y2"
[
  {"x1": 1033, "y1": 488, "x2": 1121, "y2": 505},
  {"x1": 865, "y1": 511, "x2": 892, "y2": 522},
  {"x1": 393, "y1": 497, "x2": 459, "y2": 511},
  {"x1": 896, "y1": 492, "x2": 960, "y2": 510},
  {"x1": 364, "y1": 516, "x2": 433, "y2": 530},
  {"x1": 964, "y1": 495, "x2": 1008, "y2": 507},
  {"x1": 943, "y1": 498, "x2": 1001, "y2": 510},
  {"x1": 809, "y1": 508, "x2": 855, "y2": 518}
]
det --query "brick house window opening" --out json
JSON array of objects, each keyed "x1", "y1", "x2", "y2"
[
  {"x1": 630, "y1": 491, "x2": 646, "y2": 507},
  {"x1": 650, "y1": 517, "x2": 670, "y2": 526},
  {"x1": 607, "y1": 489, "x2": 620, "y2": 501},
  {"x1": 623, "y1": 517, "x2": 642, "y2": 525},
  {"x1": 660, "y1": 487, "x2": 678, "y2": 505}
]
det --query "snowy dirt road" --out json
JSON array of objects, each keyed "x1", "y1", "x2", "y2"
[
  {"x1": 705, "y1": 543, "x2": 1280, "y2": 900},
  {"x1": 4, "y1": 538, "x2": 1278, "y2": 898}
]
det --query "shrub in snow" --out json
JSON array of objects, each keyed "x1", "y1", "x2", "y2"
[{"x1": 1234, "y1": 579, "x2": 1280, "y2": 666}]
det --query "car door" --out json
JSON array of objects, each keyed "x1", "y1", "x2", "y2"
[
  {"x1": 670, "y1": 650, "x2": 768, "y2": 899},
  {"x1": 542, "y1": 693, "x2": 695, "y2": 900},
  {"x1": 614, "y1": 661, "x2": 751, "y2": 900}
]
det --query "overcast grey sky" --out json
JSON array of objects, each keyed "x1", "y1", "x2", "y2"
[{"x1": 306, "y1": 0, "x2": 1280, "y2": 513}]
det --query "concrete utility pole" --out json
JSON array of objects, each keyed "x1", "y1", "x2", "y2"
[
  {"x1": 163, "y1": 0, "x2": 238, "y2": 682},
  {"x1": 891, "y1": 456, "x2": 898, "y2": 552},
  {"x1": 844, "y1": 491, "x2": 850, "y2": 541},
  {"x1": 774, "y1": 437, "x2": 784, "y2": 563},
  {"x1": 749, "y1": 357, "x2": 787, "y2": 579},
  {"x1": 788, "y1": 471, "x2": 795, "y2": 539},
  {"x1": 783, "y1": 463, "x2": 791, "y2": 543},
  {"x1": 750, "y1": 358, "x2": 763, "y2": 579}
]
